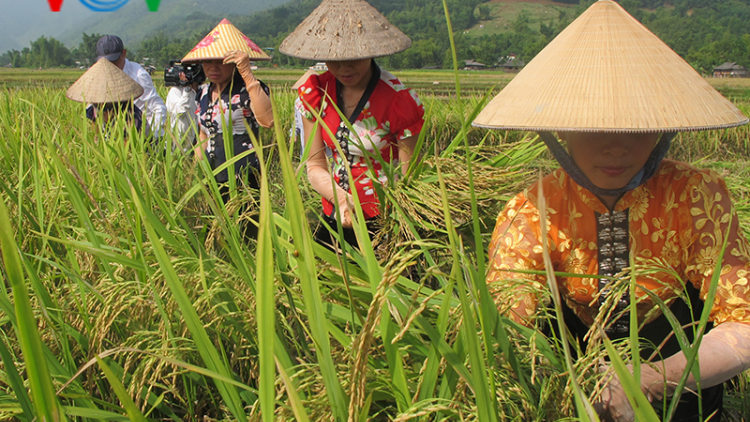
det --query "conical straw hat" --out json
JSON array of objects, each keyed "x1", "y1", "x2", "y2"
[
  {"x1": 279, "y1": 0, "x2": 411, "y2": 61},
  {"x1": 66, "y1": 58, "x2": 143, "y2": 104},
  {"x1": 182, "y1": 19, "x2": 271, "y2": 62},
  {"x1": 473, "y1": 0, "x2": 748, "y2": 133},
  {"x1": 292, "y1": 69, "x2": 318, "y2": 90}
]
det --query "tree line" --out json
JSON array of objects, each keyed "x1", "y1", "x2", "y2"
[
  {"x1": 1, "y1": 33, "x2": 103, "y2": 69},
  {"x1": 2, "y1": 0, "x2": 750, "y2": 75}
]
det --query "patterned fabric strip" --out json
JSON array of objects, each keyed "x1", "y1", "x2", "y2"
[{"x1": 597, "y1": 209, "x2": 631, "y2": 335}]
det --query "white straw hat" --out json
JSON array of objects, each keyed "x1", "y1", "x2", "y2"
[
  {"x1": 473, "y1": 0, "x2": 748, "y2": 133},
  {"x1": 279, "y1": 0, "x2": 411, "y2": 61},
  {"x1": 66, "y1": 58, "x2": 143, "y2": 104},
  {"x1": 183, "y1": 19, "x2": 271, "y2": 62}
]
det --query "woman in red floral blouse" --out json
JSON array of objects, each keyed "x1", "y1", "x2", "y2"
[{"x1": 280, "y1": 0, "x2": 425, "y2": 249}]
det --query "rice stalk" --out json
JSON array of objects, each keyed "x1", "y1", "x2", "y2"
[{"x1": 0, "y1": 196, "x2": 63, "y2": 421}]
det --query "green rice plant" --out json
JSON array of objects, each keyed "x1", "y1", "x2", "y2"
[
  {"x1": 272, "y1": 94, "x2": 349, "y2": 421},
  {"x1": 255, "y1": 138, "x2": 277, "y2": 422},
  {"x1": 0, "y1": 197, "x2": 63, "y2": 421},
  {"x1": 130, "y1": 182, "x2": 249, "y2": 421}
]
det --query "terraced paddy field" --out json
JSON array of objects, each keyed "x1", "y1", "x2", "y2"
[{"x1": 5, "y1": 66, "x2": 750, "y2": 98}]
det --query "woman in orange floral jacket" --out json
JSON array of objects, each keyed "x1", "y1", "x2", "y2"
[{"x1": 476, "y1": 1, "x2": 750, "y2": 421}]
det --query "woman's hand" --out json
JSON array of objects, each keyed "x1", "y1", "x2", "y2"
[
  {"x1": 305, "y1": 116, "x2": 354, "y2": 225},
  {"x1": 223, "y1": 50, "x2": 255, "y2": 81},
  {"x1": 336, "y1": 192, "x2": 354, "y2": 228},
  {"x1": 397, "y1": 135, "x2": 418, "y2": 177},
  {"x1": 225, "y1": 49, "x2": 273, "y2": 127},
  {"x1": 594, "y1": 366, "x2": 636, "y2": 422},
  {"x1": 594, "y1": 362, "x2": 672, "y2": 422},
  {"x1": 194, "y1": 132, "x2": 208, "y2": 164}
]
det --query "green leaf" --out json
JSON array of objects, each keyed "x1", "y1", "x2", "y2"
[
  {"x1": 0, "y1": 335, "x2": 33, "y2": 421},
  {"x1": 276, "y1": 357, "x2": 310, "y2": 422},
  {"x1": 0, "y1": 198, "x2": 64, "y2": 421},
  {"x1": 95, "y1": 357, "x2": 148, "y2": 422},
  {"x1": 252, "y1": 123, "x2": 277, "y2": 422},
  {"x1": 270, "y1": 95, "x2": 348, "y2": 420}
]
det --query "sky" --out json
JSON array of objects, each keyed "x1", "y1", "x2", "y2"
[{"x1": 0, "y1": 0, "x2": 290, "y2": 55}]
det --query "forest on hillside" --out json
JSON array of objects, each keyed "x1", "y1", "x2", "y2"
[{"x1": 1, "y1": 0, "x2": 749, "y2": 75}]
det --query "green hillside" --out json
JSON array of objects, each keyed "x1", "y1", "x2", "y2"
[
  {"x1": 232, "y1": 0, "x2": 750, "y2": 73},
  {"x1": 463, "y1": 1, "x2": 576, "y2": 37}
]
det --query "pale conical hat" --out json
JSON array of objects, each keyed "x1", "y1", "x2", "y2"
[
  {"x1": 292, "y1": 69, "x2": 318, "y2": 90},
  {"x1": 182, "y1": 19, "x2": 271, "y2": 62},
  {"x1": 66, "y1": 58, "x2": 143, "y2": 104},
  {"x1": 279, "y1": 0, "x2": 411, "y2": 61},
  {"x1": 473, "y1": 0, "x2": 748, "y2": 133}
]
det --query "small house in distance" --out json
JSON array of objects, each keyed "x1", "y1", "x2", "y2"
[
  {"x1": 498, "y1": 55, "x2": 525, "y2": 73},
  {"x1": 464, "y1": 60, "x2": 487, "y2": 71},
  {"x1": 713, "y1": 62, "x2": 748, "y2": 78},
  {"x1": 311, "y1": 62, "x2": 328, "y2": 72}
]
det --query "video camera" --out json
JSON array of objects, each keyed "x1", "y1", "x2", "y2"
[{"x1": 164, "y1": 60, "x2": 205, "y2": 87}]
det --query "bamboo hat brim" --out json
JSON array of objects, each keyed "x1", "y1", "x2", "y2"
[
  {"x1": 292, "y1": 69, "x2": 318, "y2": 90},
  {"x1": 473, "y1": 0, "x2": 748, "y2": 133},
  {"x1": 182, "y1": 19, "x2": 271, "y2": 62},
  {"x1": 66, "y1": 58, "x2": 143, "y2": 104},
  {"x1": 279, "y1": 0, "x2": 411, "y2": 61}
]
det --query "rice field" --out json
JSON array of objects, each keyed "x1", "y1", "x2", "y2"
[{"x1": 1, "y1": 64, "x2": 750, "y2": 421}]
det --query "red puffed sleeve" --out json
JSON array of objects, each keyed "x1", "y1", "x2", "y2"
[
  {"x1": 297, "y1": 73, "x2": 332, "y2": 120},
  {"x1": 386, "y1": 87, "x2": 425, "y2": 141}
]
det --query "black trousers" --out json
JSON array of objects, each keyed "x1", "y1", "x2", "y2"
[
  {"x1": 313, "y1": 214, "x2": 380, "y2": 251},
  {"x1": 216, "y1": 158, "x2": 260, "y2": 241}
]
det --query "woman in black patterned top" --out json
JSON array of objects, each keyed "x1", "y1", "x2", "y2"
[
  {"x1": 182, "y1": 18, "x2": 274, "y2": 239},
  {"x1": 194, "y1": 50, "x2": 273, "y2": 188}
]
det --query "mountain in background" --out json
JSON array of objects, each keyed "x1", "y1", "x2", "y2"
[
  {"x1": 0, "y1": 0, "x2": 95, "y2": 53},
  {"x1": 0, "y1": 0, "x2": 291, "y2": 53},
  {"x1": 3, "y1": 0, "x2": 749, "y2": 74}
]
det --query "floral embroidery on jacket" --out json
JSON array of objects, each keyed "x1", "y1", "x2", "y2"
[{"x1": 487, "y1": 160, "x2": 750, "y2": 327}]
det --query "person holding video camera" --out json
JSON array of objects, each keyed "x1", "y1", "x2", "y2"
[
  {"x1": 96, "y1": 35, "x2": 167, "y2": 139},
  {"x1": 165, "y1": 61, "x2": 204, "y2": 152}
]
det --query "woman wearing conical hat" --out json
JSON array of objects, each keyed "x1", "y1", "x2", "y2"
[
  {"x1": 478, "y1": 1, "x2": 750, "y2": 420},
  {"x1": 67, "y1": 57, "x2": 144, "y2": 138},
  {"x1": 183, "y1": 19, "x2": 273, "y2": 208},
  {"x1": 280, "y1": 0, "x2": 425, "y2": 249}
]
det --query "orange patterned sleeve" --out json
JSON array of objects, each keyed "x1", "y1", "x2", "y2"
[
  {"x1": 487, "y1": 192, "x2": 548, "y2": 325},
  {"x1": 684, "y1": 170, "x2": 750, "y2": 325}
]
